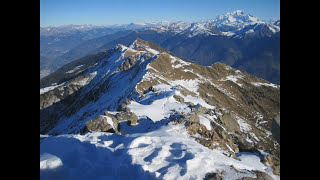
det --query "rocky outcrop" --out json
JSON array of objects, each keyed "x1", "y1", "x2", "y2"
[
  {"x1": 40, "y1": 38, "x2": 280, "y2": 175},
  {"x1": 272, "y1": 116, "x2": 280, "y2": 144},
  {"x1": 119, "y1": 54, "x2": 139, "y2": 71},
  {"x1": 84, "y1": 115, "x2": 118, "y2": 133},
  {"x1": 186, "y1": 112, "x2": 200, "y2": 123},
  {"x1": 266, "y1": 154, "x2": 280, "y2": 175},
  {"x1": 205, "y1": 169, "x2": 274, "y2": 180},
  {"x1": 82, "y1": 109, "x2": 140, "y2": 134},
  {"x1": 40, "y1": 72, "x2": 97, "y2": 110},
  {"x1": 115, "y1": 111, "x2": 139, "y2": 125},
  {"x1": 219, "y1": 112, "x2": 241, "y2": 133},
  {"x1": 173, "y1": 95, "x2": 185, "y2": 103}
]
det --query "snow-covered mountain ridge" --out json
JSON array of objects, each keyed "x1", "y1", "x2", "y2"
[
  {"x1": 41, "y1": 10, "x2": 279, "y2": 39},
  {"x1": 148, "y1": 10, "x2": 279, "y2": 38},
  {"x1": 40, "y1": 10, "x2": 280, "y2": 86},
  {"x1": 40, "y1": 38, "x2": 280, "y2": 179}
]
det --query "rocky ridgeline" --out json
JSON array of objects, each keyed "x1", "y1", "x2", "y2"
[
  {"x1": 40, "y1": 38, "x2": 280, "y2": 176},
  {"x1": 80, "y1": 83, "x2": 279, "y2": 175}
]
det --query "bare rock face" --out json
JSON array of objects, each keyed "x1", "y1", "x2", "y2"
[
  {"x1": 115, "y1": 111, "x2": 139, "y2": 125},
  {"x1": 173, "y1": 95, "x2": 185, "y2": 103},
  {"x1": 238, "y1": 171, "x2": 274, "y2": 180},
  {"x1": 219, "y1": 112, "x2": 241, "y2": 133},
  {"x1": 266, "y1": 154, "x2": 280, "y2": 175},
  {"x1": 186, "y1": 123, "x2": 202, "y2": 136},
  {"x1": 120, "y1": 54, "x2": 139, "y2": 71},
  {"x1": 186, "y1": 112, "x2": 200, "y2": 123},
  {"x1": 85, "y1": 115, "x2": 115, "y2": 133},
  {"x1": 204, "y1": 171, "x2": 223, "y2": 180},
  {"x1": 272, "y1": 115, "x2": 280, "y2": 144}
]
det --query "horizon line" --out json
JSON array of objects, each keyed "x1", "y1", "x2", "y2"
[{"x1": 40, "y1": 9, "x2": 280, "y2": 28}]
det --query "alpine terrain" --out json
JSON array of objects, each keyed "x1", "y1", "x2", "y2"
[
  {"x1": 40, "y1": 38, "x2": 280, "y2": 179},
  {"x1": 40, "y1": 10, "x2": 280, "y2": 84}
]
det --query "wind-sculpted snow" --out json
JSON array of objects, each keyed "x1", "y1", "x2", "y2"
[
  {"x1": 40, "y1": 125, "x2": 279, "y2": 180},
  {"x1": 129, "y1": 84, "x2": 190, "y2": 122}
]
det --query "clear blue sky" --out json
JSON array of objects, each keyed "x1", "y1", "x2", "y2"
[{"x1": 40, "y1": 0, "x2": 280, "y2": 27}]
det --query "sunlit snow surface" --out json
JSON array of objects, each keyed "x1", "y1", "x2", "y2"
[
  {"x1": 40, "y1": 124, "x2": 279, "y2": 180},
  {"x1": 40, "y1": 40, "x2": 280, "y2": 179},
  {"x1": 128, "y1": 84, "x2": 214, "y2": 123},
  {"x1": 41, "y1": 82, "x2": 279, "y2": 179}
]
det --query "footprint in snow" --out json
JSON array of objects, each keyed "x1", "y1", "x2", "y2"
[
  {"x1": 157, "y1": 143, "x2": 195, "y2": 177},
  {"x1": 143, "y1": 147, "x2": 162, "y2": 162}
]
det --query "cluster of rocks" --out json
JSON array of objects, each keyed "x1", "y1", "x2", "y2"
[
  {"x1": 119, "y1": 54, "x2": 139, "y2": 71},
  {"x1": 169, "y1": 102, "x2": 243, "y2": 160},
  {"x1": 167, "y1": 98, "x2": 280, "y2": 175},
  {"x1": 82, "y1": 99, "x2": 139, "y2": 134},
  {"x1": 204, "y1": 168, "x2": 275, "y2": 180},
  {"x1": 84, "y1": 115, "x2": 118, "y2": 133},
  {"x1": 82, "y1": 86, "x2": 280, "y2": 175}
]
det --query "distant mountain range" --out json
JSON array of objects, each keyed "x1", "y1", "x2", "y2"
[{"x1": 40, "y1": 10, "x2": 280, "y2": 84}]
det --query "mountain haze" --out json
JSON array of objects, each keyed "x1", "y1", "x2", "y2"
[{"x1": 40, "y1": 10, "x2": 280, "y2": 84}]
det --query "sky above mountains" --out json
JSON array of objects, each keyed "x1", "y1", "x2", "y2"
[{"x1": 40, "y1": 0, "x2": 280, "y2": 27}]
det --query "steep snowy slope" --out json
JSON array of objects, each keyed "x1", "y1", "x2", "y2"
[
  {"x1": 40, "y1": 38, "x2": 280, "y2": 179},
  {"x1": 40, "y1": 39, "x2": 165, "y2": 134}
]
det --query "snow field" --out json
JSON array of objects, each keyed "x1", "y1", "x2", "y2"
[
  {"x1": 40, "y1": 40, "x2": 280, "y2": 179},
  {"x1": 40, "y1": 80, "x2": 279, "y2": 179},
  {"x1": 40, "y1": 124, "x2": 278, "y2": 180}
]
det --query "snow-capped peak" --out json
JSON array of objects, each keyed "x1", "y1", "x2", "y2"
[
  {"x1": 115, "y1": 44, "x2": 128, "y2": 52},
  {"x1": 128, "y1": 38, "x2": 163, "y2": 55},
  {"x1": 177, "y1": 22, "x2": 220, "y2": 37},
  {"x1": 209, "y1": 10, "x2": 262, "y2": 30},
  {"x1": 146, "y1": 10, "x2": 278, "y2": 38},
  {"x1": 234, "y1": 9, "x2": 244, "y2": 15},
  {"x1": 128, "y1": 38, "x2": 150, "y2": 51}
]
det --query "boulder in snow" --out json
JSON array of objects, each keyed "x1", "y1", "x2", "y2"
[
  {"x1": 85, "y1": 115, "x2": 116, "y2": 133},
  {"x1": 115, "y1": 111, "x2": 139, "y2": 125}
]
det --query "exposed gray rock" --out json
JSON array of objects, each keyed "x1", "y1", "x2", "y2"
[
  {"x1": 272, "y1": 115, "x2": 280, "y2": 144},
  {"x1": 186, "y1": 112, "x2": 200, "y2": 123},
  {"x1": 104, "y1": 112, "x2": 120, "y2": 133},
  {"x1": 120, "y1": 54, "x2": 139, "y2": 71},
  {"x1": 186, "y1": 123, "x2": 202, "y2": 136},
  {"x1": 266, "y1": 154, "x2": 280, "y2": 175},
  {"x1": 85, "y1": 115, "x2": 115, "y2": 133},
  {"x1": 204, "y1": 171, "x2": 223, "y2": 180},
  {"x1": 236, "y1": 171, "x2": 274, "y2": 180},
  {"x1": 115, "y1": 111, "x2": 139, "y2": 125},
  {"x1": 173, "y1": 95, "x2": 185, "y2": 103},
  {"x1": 229, "y1": 133, "x2": 255, "y2": 152},
  {"x1": 117, "y1": 99, "x2": 131, "y2": 112},
  {"x1": 186, "y1": 101, "x2": 195, "y2": 107},
  {"x1": 144, "y1": 86, "x2": 158, "y2": 94},
  {"x1": 219, "y1": 113, "x2": 240, "y2": 133}
]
